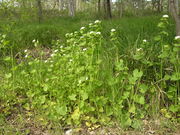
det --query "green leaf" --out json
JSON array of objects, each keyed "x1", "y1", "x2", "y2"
[
  {"x1": 139, "y1": 84, "x2": 148, "y2": 94},
  {"x1": 43, "y1": 84, "x2": 48, "y2": 92},
  {"x1": 169, "y1": 105, "x2": 179, "y2": 113},
  {"x1": 71, "y1": 108, "x2": 80, "y2": 121},
  {"x1": 123, "y1": 91, "x2": 130, "y2": 99},
  {"x1": 23, "y1": 103, "x2": 30, "y2": 111},
  {"x1": 134, "y1": 95, "x2": 145, "y2": 105},
  {"x1": 56, "y1": 105, "x2": 67, "y2": 116},
  {"x1": 5, "y1": 73, "x2": 12, "y2": 79},
  {"x1": 115, "y1": 59, "x2": 125, "y2": 71},
  {"x1": 133, "y1": 69, "x2": 143, "y2": 78},
  {"x1": 132, "y1": 120, "x2": 142, "y2": 129},
  {"x1": 171, "y1": 73, "x2": 180, "y2": 81},
  {"x1": 81, "y1": 92, "x2": 88, "y2": 101},
  {"x1": 154, "y1": 35, "x2": 161, "y2": 41},
  {"x1": 129, "y1": 104, "x2": 136, "y2": 114},
  {"x1": 121, "y1": 113, "x2": 132, "y2": 127},
  {"x1": 139, "y1": 96, "x2": 145, "y2": 105},
  {"x1": 164, "y1": 74, "x2": 171, "y2": 80},
  {"x1": 167, "y1": 86, "x2": 177, "y2": 100},
  {"x1": 69, "y1": 94, "x2": 77, "y2": 101},
  {"x1": 39, "y1": 95, "x2": 46, "y2": 104}
]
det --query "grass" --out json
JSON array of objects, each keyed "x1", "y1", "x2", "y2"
[
  {"x1": 0, "y1": 14, "x2": 174, "y2": 52},
  {"x1": 0, "y1": 14, "x2": 179, "y2": 135}
]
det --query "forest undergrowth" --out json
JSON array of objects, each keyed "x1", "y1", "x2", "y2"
[{"x1": 0, "y1": 15, "x2": 179, "y2": 135}]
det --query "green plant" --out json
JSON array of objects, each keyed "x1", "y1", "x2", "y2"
[{"x1": 0, "y1": 15, "x2": 179, "y2": 132}]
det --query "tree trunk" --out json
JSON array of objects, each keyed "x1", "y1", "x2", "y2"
[
  {"x1": 175, "y1": 0, "x2": 179, "y2": 15},
  {"x1": 169, "y1": 0, "x2": 180, "y2": 36},
  {"x1": 58, "y1": 0, "x2": 64, "y2": 11},
  {"x1": 157, "y1": 0, "x2": 163, "y2": 12},
  {"x1": 103, "y1": 0, "x2": 107, "y2": 17},
  {"x1": 98, "y1": 0, "x2": 101, "y2": 13},
  {"x1": 69, "y1": 0, "x2": 76, "y2": 16},
  {"x1": 37, "y1": 0, "x2": 43, "y2": 23},
  {"x1": 106, "y1": 0, "x2": 112, "y2": 18},
  {"x1": 118, "y1": 1, "x2": 123, "y2": 18}
]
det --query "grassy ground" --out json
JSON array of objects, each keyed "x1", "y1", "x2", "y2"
[
  {"x1": 0, "y1": 14, "x2": 174, "y2": 51},
  {"x1": 0, "y1": 14, "x2": 179, "y2": 135}
]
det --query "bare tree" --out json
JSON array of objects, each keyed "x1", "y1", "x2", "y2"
[
  {"x1": 169, "y1": 0, "x2": 180, "y2": 35},
  {"x1": 175, "y1": 0, "x2": 179, "y2": 15},
  {"x1": 69, "y1": 0, "x2": 76, "y2": 16},
  {"x1": 37, "y1": 0, "x2": 43, "y2": 23},
  {"x1": 157, "y1": 0, "x2": 163, "y2": 12},
  {"x1": 98, "y1": 0, "x2": 101, "y2": 13},
  {"x1": 107, "y1": 0, "x2": 112, "y2": 18},
  {"x1": 58, "y1": 0, "x2": 64, "y2": 11}
]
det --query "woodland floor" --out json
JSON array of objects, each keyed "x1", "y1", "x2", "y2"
[{"x1": 0, "y1": 112, "x2": 180, "y2": 135}]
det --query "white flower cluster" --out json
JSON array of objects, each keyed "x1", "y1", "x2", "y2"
[
  {"x1": 51, "y1": 53, "x2": 55, "y2": 57},
  {"x1": 111, "y1": 29, "x2": 116, "y2": 32},
  {"x1": 89, "y1": 31, "x2": 101, "y2": 35},
  {"x1": 65, "y1": 33, "x2": 69, "y2": 37},
  {"x1": 60, "y1": 45, "x2": 63, "y2": 49},
  {"x1": 54, "y1": 49, "x2": 58, "y2": 53},
  {"x1": 32, "y1": 39, "x2": 37, "y2": 43},
  {"x1": 137, "y1": 48, "x2": 143, "y2": 52},
  {"x1": 95, "y1": 20, "x2": 101, "y2": 24},
  {"x1": 24, "y1": 49, "x2": 28, "y2": 53},
  {"x1": 143, "y1": 39, "x2": 147, "y2": 43},
  {"x1": 89, "y1": 23, "x2": 93, "y2": 26},
  {"x1": 80, "y1": 27, "x2": 85, "y2": 30},
  {"x1": 163, "y1": 15, "x2": 169, "y2": 18},
  {"x1": 175, "y1": 36, "x2": 180, "y2": 40},
  {"x1": 83, "y1": 48, "x2": 87, "y2": 51}
]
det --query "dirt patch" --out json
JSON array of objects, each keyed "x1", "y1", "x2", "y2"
[{"x1": 1, "y1": 113, "x2": 180, "y2": 135}]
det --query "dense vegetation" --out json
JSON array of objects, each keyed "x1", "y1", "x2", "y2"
[{"x1": 0, "y1": 0, "x2": 180, "y2": 135}]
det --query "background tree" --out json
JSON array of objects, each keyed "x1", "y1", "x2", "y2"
[
  {"x1": 37, "y1": 0, "x2": 43, "y2": 23},
  {"x1": 69, "y1": 0, "x2": 76, "y2": 16},
  {"x1": 169, "y1": 0, "x2": 180, "y2": 35}
]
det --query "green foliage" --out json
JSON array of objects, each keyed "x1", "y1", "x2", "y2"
[{"x1": 0, "y1": 15, "x2": 179, "y2": 132}]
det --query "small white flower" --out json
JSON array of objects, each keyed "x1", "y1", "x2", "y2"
[
  {"x1": 65, "y1": 129, "x2": 73, "y2": 135},
  {"x1": 163, "y1": 15, "x2": 169, "y2": 18},
  {"x1": 111, "y1": 29, "x2": 116, "y2": 32},
  {"x1": 137, "y1": 48, "x2": 143, "y2": 51},
  {"x1": 25, "y1": 55, "x2": 28, "y2": 58},
  {"x1": 96, "y1": 32, "x2": 101, "y2": 35},
  {"x1": 2, "y1": 34, "x2": 6, "y2": 38},
  {"x1": 54, "y1": 49, "x2": 58, "y2": 53},
  {"x1": 80, "y1": 27, "x2": 85, "y2": 30},
  {"x1": 69, "y1": 59, "x2": 73, "y2": 62},
  {"x1": 65, "y1": 33, "x2": 69, "y2": 37},
  {"x1": 95, "y1": 20, "x2": 101, "y2": 24},
  {"x1": 24, "y1": 49, "x2": 28, "y2": 53},
  {"x1": 83, "y1": 48, "x2": 87, "y2": 51},
  {"x1": 78, "y1": 80, "x2": 82, "y2": 84},
  {"x1": 143, "y1": 39, "x2": 147, "y2": 43},
  {"x1": 90, "y1": 31, "x2": 94, "y2": 34},
  {"x1": 80, "y1": 36, "x2": 84, "y2": 39},
  {"x1": 85, "y1": 77, "x2": 88, "y2": 80},
  {"x1": 51, "y1": 54, "x2": 55, "y2": 57},
  {"x1": 44, "y1": 60, "x2": 48, "y2": 63},
  {"x1": 89, "y1": 23, "x2": 93, "y2": 26},
  {"x1": 175, "y1": 36, "x2": 180, "y2": 40},
  {"x1": 60, "y1": 45, "x2": 63, "y2": 48},
  {"x1": 32, "y1": 39, "x2": 36, "y2": 43}
]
